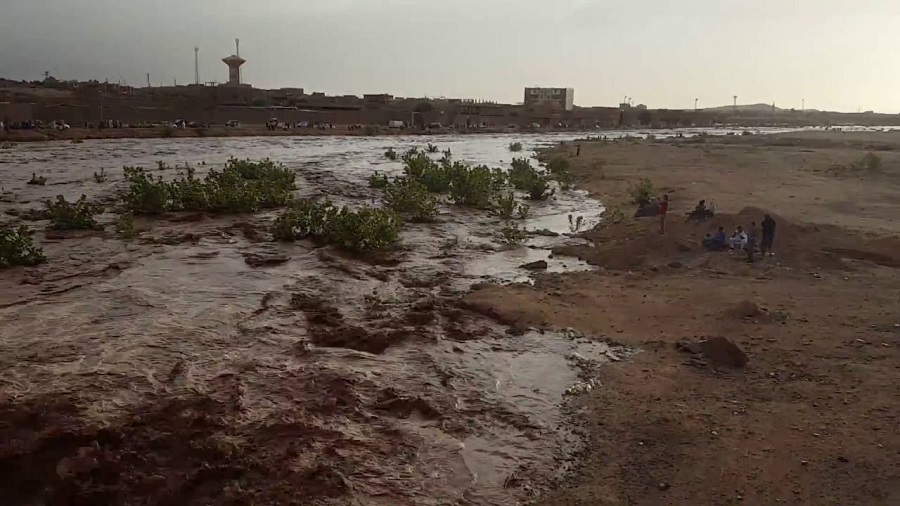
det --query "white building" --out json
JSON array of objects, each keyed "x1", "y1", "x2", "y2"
[{"x1": 524, "y1": 87, "x2": 574, "y2": 111}]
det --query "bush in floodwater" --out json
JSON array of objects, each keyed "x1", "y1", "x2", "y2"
[
  {"x1": 368, "y1": 171, "x2": 390, "y2": 189},
  {"x1": 568, "y1": 214, "x2": 585, "y2": 233},
  {"x1": 122, "y1": 159, "x2": 296, "y2": 215},
  {"x1": 509, "y1": 159, "x2": 555, "y2": 201},
  {"x1": 508, "y1": 141, "x2": 523, "y2": 152},
  {"x1": 401, "y1": 150, "x2": 452, "y2": 193},
  {"x1": 384, "y1": 147, "x2": 398, "y2": 161},
  {"x1": 493, "y1": 191, "x2": 531, "y2": 220},
  {"x1": 448, "y1": 163, "x2": 500, "y2": 209},
  {"x1": 499, "y1": 222, "x2": 529, "y2": 245},
  {"x1": 27, "y1": 173, "x2": 47, "y2": 186},
  {"x1": 116, "y1": 213, "x2": 136, "y2": 239},
  {"x1": 272, "y1": 200, "x2": 400, "y2": 252},
  {"x1": 0, "y1": 226, "x2": 46, "y2": 267},
  {"x1": 629, "y1": 177, "x2": 656, "y2": 206},
  {"x1": 382, "y1": 177, "x2": 438, "y2": 222},
  {"x1": 547, "y1": 157, "x2": 574, "y2": 190},
  {"x1": 93, "y1": 168, "x2": 108, "y2": 183},
  {"x1": 43, "y1": 195, "x2": 101, "y2": 230},
  {"x1": 426, "y1": 143, "x2": 439, "y2": 153}
]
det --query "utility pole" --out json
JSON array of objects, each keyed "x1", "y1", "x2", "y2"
[
  {"x1": 695, "y1": 98, "x2": 699, "y2": 111},
  {"x1": 146, "y1": 73, "x2": 151, "y2": 87},
  {"x1": 733, "y1": 95, "x2": 737, "y2": 108},
  {"x1": 235, "y1": 38, "x2": 241, "y2": 84},
  {"x1": 194, "y1": 47, "x2": 200, "y2": 85},
  {"x1": 802, "y1": 98, "x2": 805, "y2": 111}
]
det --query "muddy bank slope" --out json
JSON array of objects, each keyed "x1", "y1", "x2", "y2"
[{"x1": 467, "y1": 131, "x2": 900, "y2": 505}]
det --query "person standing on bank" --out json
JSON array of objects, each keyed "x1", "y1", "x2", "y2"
[
  {"x1": 658, "y1": 194, "x2": 669, "y2": 234},
  {"x1": 761, "y1": 214, "x2": 777, "y2": 257}
]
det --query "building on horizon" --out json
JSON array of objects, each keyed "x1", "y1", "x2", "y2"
[
  {"x1": 524, "y1": 87, "x2": 574, "y2": 111},
  {"x1": 222, "y1": 54, "x2": 247, "y2": 86}
]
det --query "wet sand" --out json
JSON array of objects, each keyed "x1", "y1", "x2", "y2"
[{"x1": 467, "y1": 130, "x2": 900, "y2": 505}]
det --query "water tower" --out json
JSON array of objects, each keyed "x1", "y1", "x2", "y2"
[
  {"x1": 222, "y1": 38, "x2": 245, "y2": 85},
  {"x1": 222, "y1": 55, "x2": 245, "y2": 85}
]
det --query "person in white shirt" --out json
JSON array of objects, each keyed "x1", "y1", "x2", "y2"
[{"x1": 730, "y1": 226, "x2": 748, "y2": 251}]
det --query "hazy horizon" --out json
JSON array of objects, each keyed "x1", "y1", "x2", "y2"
[{"x1": 2, "y1": 0, "x2": 898, "y2": 113}]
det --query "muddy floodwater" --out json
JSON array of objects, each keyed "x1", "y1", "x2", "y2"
[{"x1": 0, "y1": 130, "x2": 778, "y2": 505}]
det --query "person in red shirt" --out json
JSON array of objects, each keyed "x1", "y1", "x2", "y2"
[{"x1": 658, "y1": 194, "x2": 669, "y2": 234}]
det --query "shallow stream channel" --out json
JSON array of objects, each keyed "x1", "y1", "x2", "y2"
[{"x1": 0, "y1": 129, "x2": 767, "y2": 505}]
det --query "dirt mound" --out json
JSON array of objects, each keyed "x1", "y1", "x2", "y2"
[
  {"x1": 731, "y1": 300, "x2": 761, "y2": 319},
  {"x1": 562, "y1": 206, "x2": 900, "y2": 273}
]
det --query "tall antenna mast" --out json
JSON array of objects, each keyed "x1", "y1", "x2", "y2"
[
  {"x1": 194, "y1": 47, "x2": 200, "y2": 85},
  {"x1": 235, "y1": 38, "x2": 241, "y2": 84}
]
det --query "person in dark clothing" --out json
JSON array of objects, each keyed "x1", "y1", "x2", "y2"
[
  {"x1": 746, "y1": 221, "x2": 759, "y2": 263},
  {"x1": 761, "y1": 214, "x2": 776, "y2": 257}
]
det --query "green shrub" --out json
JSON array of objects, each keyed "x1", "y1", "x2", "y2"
[
  {"x1": 448, "y1": 164, "x2": 498, "y2": 209},
  {"x1": 0, "y1": 226, "x2": 46, "y2": 267},
  {"x1": 383, "y1": 177, "x2": 438, "y2": 222},
  {"x1": 629, "y1": 178, "x2": 655, "y2": 206},
  {"x1": 492, "y1": 191, "x2": 517, "y2": 219},
  {"x1": 272, "y1": 201, "x2": 400, "y2": 252},
  {"x1": 122, "y1": 159, "x2": 296, "y2": 215},
  {"x1": 508, "y1": 141, "x2": 523, "y2": 152},
  {"x1": 122, "y1": 166, "x2": 169, "y2": 214},
  {"x1": 368, "y1": 171, "x2": 390, "y2": 189},
  {"x1": 426, "y1": 143, "x2": 439, "y2": 153},
  {"x1": 384, "y1": 148, "x2": 398, "y2": 161},
  {"x1": 499, "y1": 222, "x2": 528, "y2": 245},
  {"x1": 116, "y1": 213, "x2": 136, "y2": 239},
  {"x1": 43, "y1": 195, "x2": 100, "y2": 230},
  {"x1": 547, "y1": 157, "x2": 575, "y2": 190},
  {"x1": 509, "y1": 157, "x2": 555, "y2": 199}
]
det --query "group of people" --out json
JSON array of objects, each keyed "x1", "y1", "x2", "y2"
[{"x1": 702, "y1": 214, "x2": 777, "y2": 262}]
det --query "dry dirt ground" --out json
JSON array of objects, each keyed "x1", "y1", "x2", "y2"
[{"x1": 466, "y1": 131, "x2": 900, "y2": 505}]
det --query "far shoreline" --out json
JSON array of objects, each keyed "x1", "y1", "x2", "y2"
[{"x1": 0, "y1": 125, "x2": 582, "y2": 144}]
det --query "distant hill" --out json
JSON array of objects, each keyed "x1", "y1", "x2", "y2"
[{"x1": 701, "y1": 103, "x2": 786, "y2": 113}]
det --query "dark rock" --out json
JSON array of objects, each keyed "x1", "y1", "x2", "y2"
[
  {"x1": 676, "y1": 340, "x2": 703, "y2": 354},
  {"x1": 244, "y1": 252, "x2": 290, "y2": 268},
  {"x1": 658, "y1": 482, "x2": 670, "y2": 491},
  {"x1": 699, "y1": 336, "x2": 749, "y2": 368},
  {"x1": 528, "y1": 229, "x2": 560, "y2": 237},
  {"x1": 520, "y1": 260, "x2": 549, "y2": 271},
  {"x1": 837, "y1": 456, "x2": 849, "y2": 463}
]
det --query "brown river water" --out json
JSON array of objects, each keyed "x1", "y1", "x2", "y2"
[{"x1": 0, "y1": 129, "x2": 781, "y2": 505}]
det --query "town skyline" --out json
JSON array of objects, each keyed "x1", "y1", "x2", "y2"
[{"x1": 2, "y1": 0, "x2": 898, "y2": 113}]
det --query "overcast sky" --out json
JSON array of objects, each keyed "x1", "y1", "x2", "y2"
[{"x1": 1, "y1": 0, "x2": 898, "y2": 112}]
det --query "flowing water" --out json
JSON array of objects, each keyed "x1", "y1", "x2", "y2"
[{"x1": 0, "y1": 129, "x2": 784, "y2": 505}]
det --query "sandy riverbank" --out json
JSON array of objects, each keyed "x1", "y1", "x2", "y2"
[{"x1": 465, "y1": 130, "x2": 900, "y2": 504}]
